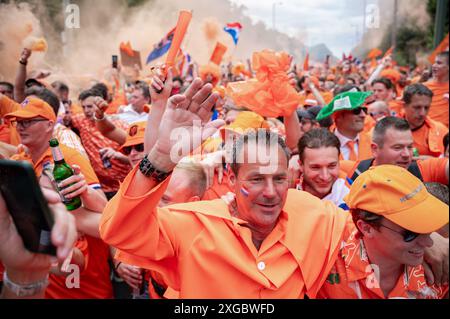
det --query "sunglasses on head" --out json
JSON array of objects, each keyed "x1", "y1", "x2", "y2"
[
  {"x1": 352, "y1": 107, "x2": 368, "y2": 115},
  {"x1": 121, "y1": 143, "x2": 144, "y2": 155},
  {"x1": 379, "y1": 223, "x2": 420, "y2": 242}
]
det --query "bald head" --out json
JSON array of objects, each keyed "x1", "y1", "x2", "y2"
[{"x1": 368, "y1": 101, "x2": 390, "y2": 122}]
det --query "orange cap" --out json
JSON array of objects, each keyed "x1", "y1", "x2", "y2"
[
  {"x1": 220, "y1": 111, "x2": 269, "y2": 140},
  {"x1": 4, "y1": 97, "x2": 56, "y2": 121},
  {"x1": 120, "y1": 121, "x2": 146, "y2": 150},
  {"x1": 345, "y1": 165, "x2": 449, "y2": 233}
]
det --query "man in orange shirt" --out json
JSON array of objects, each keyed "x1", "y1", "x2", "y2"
[
  {"x1": 425, "y1": 51, "x2": 449, "y2": 127},
  {"x1": 100, "y1": 79, "x2": 352, "y2": 298},
  {"x1": 317, "y1": 91, "x2": 373, "y2": 161},
  {"x1": 4, "y1": 97, "x2": 113, "y2": 299},
  {"x1": 348, "y1": 117, "x2": 449, "y2": 186},
  {"x1": 318, "y1": 165, "x2": 448, "y2": 299},
  {"x1": 401, "y1": 84, "x2": 448, "y2": 157}
]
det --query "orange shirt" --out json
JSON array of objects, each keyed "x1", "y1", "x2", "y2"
[
  {"x1": 0, "y1": 95, "x2": 21, "y2": 145},
  {"x1": 45, "y1": 235, "x2": 113, "y2": 299},
  {"x1": 347, "y1": 158, "x2": 448, "y2": 185},
  {"x1": 100, "y1": 166, "x2": 352, "y2": 298},
  {"x1": 71, "y1": 113, "x2": 131, "y2": 193},
  {"x1": 11, "y1": 144, "x2": 100, "y2": 188},
  {"x1": 201, "y1": 169, "x2": 234, "y2": 200},
  {"x1": 409, "y1": 117, "x2": 448, "y2": 157},
  {"x1": 318, "y1": 230, "x2": 448, "y2": 299},
  {"x1": 425, "y1": 81, "x2": 449, "y2": 127}
]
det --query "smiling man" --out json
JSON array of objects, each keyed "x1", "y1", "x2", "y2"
[
  {"x1": 318, "y1": 165, "x2": 449, "y2": 299},
  {"x1": 401, "y1": 83, "x2": 448, "y2": 157},
  {"x1": 99, "y1": 78, "x2": 352, "y2": 298}
]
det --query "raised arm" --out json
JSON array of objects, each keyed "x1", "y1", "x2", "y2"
[
  {"x1": 14, "y1": 49, "x2": 31, "y2": 103},
  {"x1": 93, "y1": 97, "x2": 127, "y2": 145}
]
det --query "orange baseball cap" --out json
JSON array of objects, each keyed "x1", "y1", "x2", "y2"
[
  {"x1": 345, "y1": 165, "x2": 449, "y2": 233},
  {"x1": 4, "y1": 97, "x2": 56, "y2": 121},
  {"x1": 220, "y1": 111, "x2": 269, "y2": 140},
  {"x1": 119, "y1": 121, "x2": 146, "y2": 150}
]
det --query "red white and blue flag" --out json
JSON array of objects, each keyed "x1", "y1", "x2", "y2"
[
  {"x1": 223, "y1": 22, "x2": 242, "y2": 45},
  {"x1": 146, "y1": 27, "x2": 176, "y2": 64}
]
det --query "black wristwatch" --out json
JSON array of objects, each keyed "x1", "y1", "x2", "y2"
[{"x1": 139, "y1": 155, "x2": 171, "y2": 182}]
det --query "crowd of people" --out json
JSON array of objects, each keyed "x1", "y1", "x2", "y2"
[{"x1": 0, "y1": 40, "x2": 449, "y2": 299}]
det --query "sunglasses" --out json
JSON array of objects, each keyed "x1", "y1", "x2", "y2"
[
  {"x1": 121, "y1": 143, "x2": 144, "y2": 155},
  {"x1": 379, "y1": 223, "x2": 420, "y2": 242},
  {"x1": 352, "y1": 107, "x2": 368, "y2": 115},
  {"x1": 11, "y1": 119, "x2": 48, "y2": 129}
]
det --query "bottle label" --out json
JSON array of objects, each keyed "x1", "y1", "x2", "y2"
[{"x1": 51, "y1": 145, "x2": 64, "y2": 162}]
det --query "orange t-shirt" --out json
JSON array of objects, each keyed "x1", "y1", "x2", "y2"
[
  {"x1": 318, "y1": 230, "x2": 448, "y2": 299},
  {"x1": 45, "y1": 234, "x2": 113, "y2": 299},
  {"x1": 100, "y1": 166, "x2": 351, "y2": 298},
  {"x1": 409, "y1": 117, "x2": 448, "y2": 157},
  {"x1": 388, "y1": 99, "x2": 404, "y2": 117},
  {"x1": 424, "y1": 81, "x2": 449, "y2": 127},
  {"x1": 0, "y1": 95, "x2": 21, "y2": 145}
]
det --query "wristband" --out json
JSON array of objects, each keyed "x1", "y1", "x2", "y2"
[
  {"x1": 19, "y1": 59, "x2": 27, "y2": 66},
  {"x1": 3, "y1": 271, "x2": 49, "y2": 297},
  {"x1": 93, "y1": 112, "x2": 105, "y2": 121}
]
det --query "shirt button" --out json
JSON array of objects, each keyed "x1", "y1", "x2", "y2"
[{"x1": 257, "y1": 261, "x2": 266, "y2": 271}]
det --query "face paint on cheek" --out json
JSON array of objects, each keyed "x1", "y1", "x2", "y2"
[{"x1": 240, "y1": 185, "x2": 249, "y2": 197}]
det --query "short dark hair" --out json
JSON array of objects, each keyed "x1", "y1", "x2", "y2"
[
  {"x1": 424, "y1": 182, "x2": 449, "y2": 205},
  {"x1": 0, "y1": 81, "x2": 14, "y2": 92},
  {"x1": 372, "y1": 117, "x2": 410, "y2": 147},
  {"x1": 403, "y1": 83, "x2": 433, "y2": 105},
  {"x1": 351, "y1": 209, "x2": 383, "y2": 238},
  {"x1": 372, "y1": 77, "x2": 394, "y2": 90},
  {"x1": 172, "y1": 76, "x2": 184, "y2": 86},
  {"x1": 25, "y1": 86, "x2": 60, "y2": 116},
  {"x1": 230, "y1": 129, "x2": 290, "y2": 176},
  {"x1": 78, "y1": 88, "x2": 103, "y2": 102},
  {"x1": 91, "y1": 83, "x2": 109, "y2": 100},
  {"x1": 298, "y1": 128, "x2": 341, "y2": 161},
  {"x1": 134, "y1": 81, "x2": 150, "y2": 101},
  {"x1": 443, "y1": 132, "x2": 449, "y2": 152},
  {"x1": 51, "y1": 81, "x2": 69, "y2": 93}
]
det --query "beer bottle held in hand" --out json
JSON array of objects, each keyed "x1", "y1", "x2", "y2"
[{"x1": 49, "y1": 138, "x2": 82, "y2": 211}]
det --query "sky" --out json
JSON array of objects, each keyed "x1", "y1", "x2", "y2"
[{"x1": 229, "y1": 0, "x2": 380, "y2": 56}]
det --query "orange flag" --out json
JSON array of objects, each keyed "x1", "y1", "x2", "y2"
[
  {"x1": 428, "y1": 33, "x2": 449, "y2": 64},
  {"x1": 367, "y1": 48, "x2": 382, "y2": 59},
  {"x1": 303, "y1": 53, "x2": 309, "y2": 71},
  {"x1": 120, "y1": 41, "x2": 135, "y2": 57},
  {"x1": 210, "y1": 42, "x2": 227, "y2": 65},
  {"x1": 383, "y1": 46, "x2": 394, "y2": 58},
  {"x1": 165, "y1": 10, "x2": 192, "y2": 69}
]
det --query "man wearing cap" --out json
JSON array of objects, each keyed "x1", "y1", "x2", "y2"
[
  {"x1": 316, "y1": 91, "x2": 373, "y2": 162},
  {"x1": 348, "y1": 117, "x2": 449, "y2": 186},
  {"x1": 401, "y1": 83, "x2": 448, "y2": 158},
  {"x1": 318, "y1": 165, "x2": 448, "y2": 299}
]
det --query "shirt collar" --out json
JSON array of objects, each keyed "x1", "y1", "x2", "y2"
[{"x1": 334, "y1": 129, "x2": 360, "y2": 146}]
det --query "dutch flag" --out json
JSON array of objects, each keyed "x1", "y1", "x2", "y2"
[{"x1": 223, "y1": 22, "x2": 243, "y2": 45}]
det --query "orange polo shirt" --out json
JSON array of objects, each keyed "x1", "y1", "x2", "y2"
[
  {"x1": 318, "y1": 230, "x2": 448, "y2": 299},
  {"x1": 100, "y1": 166, "x2": 352, "y2": 298},
  {"x1": 424, "y1": 81, "x2": 449, "y2": 127},
  {"x1": 0, "y1": 95, "x2": 21, "y2": 145},
  {"x1": 408, "y1": 117, "x2": 448, "y2": 157}
]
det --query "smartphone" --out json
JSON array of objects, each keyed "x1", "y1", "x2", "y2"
[
  {"x1": 112, "y1": 55, "x2": 118, "y2": 69},
  {"x1": 0, "y1": 160, "x2": 56, "y2": 256}
]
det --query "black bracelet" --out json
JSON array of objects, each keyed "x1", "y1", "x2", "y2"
[
  {"x1": 114, "y1": 261, "x2": 122, "y2": 271},
  {"x1": 19, "y1": 59, "x2": 27, "y2": 65}
]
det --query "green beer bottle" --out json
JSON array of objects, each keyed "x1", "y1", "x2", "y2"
[
  {"x1": 413, "y1": 147, "x2": 420, "y2": 157},
  {"x1": 49, "y1": 138, "x2": 82, "y2": 211}
]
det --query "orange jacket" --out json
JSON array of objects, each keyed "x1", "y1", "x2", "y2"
[
  {"x1": 408, "y1": 116, "x2": 448, "y2": 157},
  {"x1": 100, "y1": 166, "x2": 352, "y2": 298}
]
